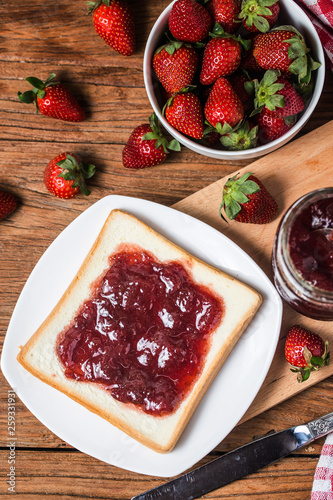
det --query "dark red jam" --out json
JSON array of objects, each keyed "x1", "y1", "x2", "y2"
[
  {"x1": 289, "y1": 199, "x2": 333, "y2": 291},
  {"x1": 57, "y1": 249, "x2": 223, "y2": 416}
]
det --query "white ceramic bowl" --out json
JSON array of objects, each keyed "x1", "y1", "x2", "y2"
[{"x1": 143, "y1": 0, "x2": 325, "y2": 160}]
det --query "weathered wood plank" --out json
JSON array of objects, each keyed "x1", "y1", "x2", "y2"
[{"x1": 0, "y1": 447, "x2": 322, "y2": 499}]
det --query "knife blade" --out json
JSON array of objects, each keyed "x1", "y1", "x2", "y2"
[{"x1": 132, "y1": 411, "x2": 333, "y2": 500}]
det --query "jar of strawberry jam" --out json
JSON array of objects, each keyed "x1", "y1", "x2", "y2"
[{"x1": 272, "y1": 188, "x2": 333, "y2": 320}]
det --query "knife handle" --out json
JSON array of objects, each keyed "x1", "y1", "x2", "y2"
[{"x1": 308, "y1": 411, "x2": 333, "y2": 439}]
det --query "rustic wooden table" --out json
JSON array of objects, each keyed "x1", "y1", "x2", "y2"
[{"x1": 1, "y1": 1, "x2": 333, "y2": 498}]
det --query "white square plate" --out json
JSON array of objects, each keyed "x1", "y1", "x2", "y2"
[{"x1": 1, "y1": 195, "x2": 282, "y2": 477}]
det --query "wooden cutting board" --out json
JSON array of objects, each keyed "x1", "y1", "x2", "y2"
[{"x1": 172, "y1": 120, "x2": 333, "y2": 424}]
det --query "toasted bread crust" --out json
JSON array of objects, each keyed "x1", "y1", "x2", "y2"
[{"x1": 17, "y1": 209, "x2": 262, "y2": 453}]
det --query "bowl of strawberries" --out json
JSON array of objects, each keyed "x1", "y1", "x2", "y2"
[{"x1": 143, "y1": 0, "x2": 325, "y2": 160}]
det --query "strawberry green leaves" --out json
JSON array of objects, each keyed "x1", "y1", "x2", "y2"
[
  {"x1": 18, "y1": 73, "x2": 58, "y2": 110},
  {"x1": 44, "y1": 152, "x2": 95, "y2": 199},
  {"x1": 220, "y1": 121, "x2": 259, "y2": 150},
  {"x1": 56, "y1": 154, "x2": 96, "y2": 196},
  {"x1": 86, "y1": 0, "x2": 109, "y2": 14},
  {"x1": 239, "y1": 0, "x2": 279, "y2": 33},
  {"x1": 142, "y1": 113, "x2": 181, "y2": 154},
  {"x1": 220, "y1": 172, "x2": 278, "y2": 223},
  {"x1": 275, "y1": 25, "x2": 321, "y2": 82},
  {"x1": 122, "y1": 113, "x2": 181, "y2": 169},
  {"x1": 210, "y1": 23, "x2": 251, "y2": 51},
  {"x1": 251, "y1": 69, "x2": 285, "y2": 114},
  {"x1": 220, "y1": 172, "x2": 259, "y2": 220},
  {"x1": 18, "y1": 73, "x2": 85, "y2": 121}
]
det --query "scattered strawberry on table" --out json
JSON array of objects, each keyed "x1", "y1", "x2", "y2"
[
  {"x1": 18, "y1": 74, "x2": 86, "y2": 122},
  {"x1": 0, "y1": 190, "x2": 17, "y2": 221},
  {"x1": 285, "y1": 325, "x2": 330, "y2": 382},
  {"x1": 87, "y1": 0, "x2": 135, "y2": 56},
  {"x1": 44, "y1": 153, "x2": 96, "y2": 199},
  {"x1": 219, "y1": 172, "x2": 278, "y2": 223},
  {"x1": 122, "y1": 113, "x2": 181, "y2": 169},
  {"x1": 152, "y1": 0, "x2": 320, "y2": 151}
]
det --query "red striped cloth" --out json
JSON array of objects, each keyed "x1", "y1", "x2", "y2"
[
  {"x1": 295, "y1": 0, "x2": 333, "y2": 71},
  {"x1": 312, "y1": 433, "x2": 333, "y2": 499}
]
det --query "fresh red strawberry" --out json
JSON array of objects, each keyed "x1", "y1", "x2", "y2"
[
  {"x1": 200, "y1": 28, "x2": 243, "y2": 85},
  {"x1": 221, "y1": 120, "x2": 259, "y2": 150},
  {"x1": 240, "y1": 38, "x2": 265, "y2": 73},
  {"x1": 292, "y1": 76, "x2": 315, "y2": 103},
  {"x1": 0, "y1": 191, "x2": 18, "y2": 221},
  {"x1": 285, "y1": 325, "x2": 329, "y2": 382},
  {"x1": 228, "y1": 71, "x2": 254, "y2": 112},
  {"x1": 88, "y1": 0, "x2": 135, "y2": 56},
  {"x1": 253, "y1": 26, "x2": 321, "y2": 83},
  {"x1": 169, "y1": 0, "x2": 213, "y2": 43},
  {"x1": 256, "y1": 107, "x2": 295, "y2": 143},
  {"x1": 204, "y1": 77, "x2": 244, "y2": 132},
  {"x1": 122, "y1": 113, "x2": 181, "y2": 169},
  {"x1": 199, "y1": 130, "x2": 221, "y2": 146},
  {"x1": 252, "y1": 70, "x2": 304, "y2": 117},
  {"x1": 200, "y1": 84, "x2": 214, "y2": 103},
  {"x1": 239, "y1": 0, "x2": 280, "y2": 33},
  {"x1": 44, "y1": 153, "x2": 95, "y2": 199},
  {"x1": 18, "y1": 74, "x2": 85, "y2": 122},
  {"x1": 205, "y1": 0, "x2": 241, "y2": 34},
  {"x1": 219, "y1": 172, "x2": 278, "y2": 223},
  {"x1": 165, "y1": 89, "x2": 205, "y2": 139},
  {"x1": 153, "y1": 40, "x2": 199, "y2": 95},
  {"x1": 275, "y1": 77, "x2": 305, "y2": 115}
]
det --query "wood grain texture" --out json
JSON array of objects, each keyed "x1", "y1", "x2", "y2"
[{"x1": 0, "y1": 0, "x2": 333, "y2": 498}]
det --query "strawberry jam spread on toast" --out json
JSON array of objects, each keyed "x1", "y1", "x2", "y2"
[{"x1": 56, "y1": 248, "x2": 224, "y2": 416}]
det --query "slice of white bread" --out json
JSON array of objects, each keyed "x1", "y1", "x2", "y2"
[{"x1": 17, "y1": 209, "x2": 262, "y2": 453}]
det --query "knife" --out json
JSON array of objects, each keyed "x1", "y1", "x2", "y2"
[{"x1": 132, "y1": 411, "x2": 333, "y2": 500}]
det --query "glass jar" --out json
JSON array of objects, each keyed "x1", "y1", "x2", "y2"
[{"x1": 272, "y1": 187, "x2": 333, "y2": 321}]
